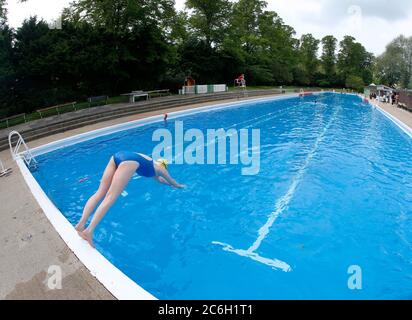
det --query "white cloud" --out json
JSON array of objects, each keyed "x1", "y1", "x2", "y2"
[
  {"x1": 7, "y1": 0, "x2": 68, "y2": 27},
  {"x1": 6, "y1": 0, "x2": 412, "y2": 56},
  {"x1": 175, "y1": 0, "x2": 185, "y2": 10},
  {"x1": 266, "y1": 0, "x2": 412, "y2": 55}
]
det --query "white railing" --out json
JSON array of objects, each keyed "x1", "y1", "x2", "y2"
[
  {"x1": 183, "y1": 86, "x2": 196, "y2": 94},
  {"x1": 8, "y1": 131, "x2": 38, "y2": 168},
  {"x1": 0, "y1": 158, "x2": 12, "y2": 177},
  {"x1": 196, "y1": 85, "x2": 208, "y2": 94},
  {"x1": 213, "y1": 84, "x2": 227, "y2": 93}
]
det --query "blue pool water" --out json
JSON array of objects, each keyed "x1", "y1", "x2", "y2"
[{"x1": 31, "y1": 93, "x2": 412, "y2": 299}]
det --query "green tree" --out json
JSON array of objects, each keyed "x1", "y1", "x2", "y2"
[
  {"x1": 0, "y1": 0, "x2": 7, "y2": 27},
  {"x1": 257, "y1": 11, "x2": 296, "y2": 84},
  {"x1": 231, "y1": 0, "x2": 267, "y2": 54},
  {"x1": 185, "y1": 0, "x2": 231, "y2": 48},
  {"x1": 337, "y1": 36, "x2": 374, "y2": 87},
  {"x1": 11, "y1": 18, "x2": 58, "y2": 112},
  {"x1": 228, "y1": 0, "x2": 296, "y2": 85},
  {"x1": 0, "y1": 0, "x2": 11, "y2": 76},
  {"x1": 375, "y1": 53, "x2": 401, "y2": 87},
  {"x1": 168, "y1": 10, "x2": 189, "y2": 45},
  {"x1": 298, "y1": 34, "x2": 320, "y2": 85},
  {"x1": 345, "y1": 75, "x2": 364, "y2": 92},
  {"x1": 68, "y1": 0, "x2": 175, "y2": 93},
  {"x1": 320, "y1": 35, "x2": 337, "y2": 86},
  {"x1": 0, "y1": 0, "x2": 15, "y2": 117},
  {"x1": 376, "y1": 35, "x2": 412, "y2": 88}
]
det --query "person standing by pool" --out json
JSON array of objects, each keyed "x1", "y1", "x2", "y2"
[{"x1": 75, "y1": 151, "x2": 185, "y2": 247}]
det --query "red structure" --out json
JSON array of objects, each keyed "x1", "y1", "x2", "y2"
[{"x1": 184, "y1": 76, "x2": 196, "y2": 87}]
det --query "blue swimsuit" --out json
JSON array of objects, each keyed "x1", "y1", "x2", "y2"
[{"x1": 113, "y1": 151, "x2": 156, "y2": 177}]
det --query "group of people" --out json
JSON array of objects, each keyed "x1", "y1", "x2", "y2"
[
  {"x1": 391, "y1": 92, "x2": 400, "y2": 105},
  {"x1": 369, "y1": 91, "x2": 400, "y2": 105}
]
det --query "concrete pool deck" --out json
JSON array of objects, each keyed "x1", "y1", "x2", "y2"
[
  {"x1": 374, "y1": 100, "x2": 412, "y2": 129},
  {"x1": 1, "y1": 94, "x2": 411, "y2": 300}
]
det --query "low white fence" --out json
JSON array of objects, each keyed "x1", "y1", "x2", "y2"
[
  {"x1": 181, "y1": 84, "x2": 228, "y2": 95},
  {"x1": 182, "y1": 86, "x2": 196, "y2": 94},
  {"x1": 213, "y1": 84, "x2": 227, "y2": 93},
  {"x1": 197, "y1": 85, "x2": 208, "y2": 94}
]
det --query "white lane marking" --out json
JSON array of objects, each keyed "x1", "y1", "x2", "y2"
[
  {"x1": 212, "y1": 241, "x2": 292, "y2": 272},
  {"x1": 213, "y1": 106, "x2": 340, "y2": 271},
  {"x1": 248, "y1": 107, "x2": 339, "y2": 252}
]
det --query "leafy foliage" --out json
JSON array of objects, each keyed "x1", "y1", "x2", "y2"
[
  {"x1": 320, "y1": 35, "x2": 337, "y2": 87},
  {"x1": 0, "y1": 0, "x2": 379, "y2": 117},
  {"x1": 376, "y1": 35, "x2": 412, "y2": 89}
]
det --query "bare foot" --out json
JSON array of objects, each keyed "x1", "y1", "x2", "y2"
[
  {"x1": 79, "y1": 230, "x2": 95, "y2": 248},
  {"x1": 75, "y1": 223, "x2": 85, "y2": 233}
]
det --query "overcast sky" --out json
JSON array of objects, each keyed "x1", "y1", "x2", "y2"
[{"x1": 6, "y1": 0, "x2": 412, "y2": 56}]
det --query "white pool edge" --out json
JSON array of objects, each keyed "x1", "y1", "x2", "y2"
[
  {"x1": 16, "y1": 91, "x2": 335, "y2": 300},
  {"x1": 370, "y1": 101, "x2": 412, "y2": 138}
]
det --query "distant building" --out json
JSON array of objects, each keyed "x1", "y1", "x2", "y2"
[{"x1": 364, "y1": 83, "x2": 394, "y2": 98}]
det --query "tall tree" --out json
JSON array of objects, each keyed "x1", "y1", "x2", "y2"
[
  {"x1": 11, "y1": 18, "x2": 57, "y2": 112},
  {"x1": 0, "y1": 22, "x2": 12, "y2": 76},
  {"x1": 376, "y1": 50, "x2": 404, "y2": 88},
  {"x1": 376, "y1": 35, "x2": 412, "y2": 88},
  {"x1": 337, "y1": 36, "x2": 373, "y2": 88},
  {"x1": 0, "y1": 0, "x2": 7, "y2": 27},
  {"x1": 185, "y1": 0, "x2": 231, "y2": 48},
  {"x1": 321, "y1": 35, "x2": 337, "y2": 85},
  {"x1": 227, "y1": 0, "x2": 298, "y2": 85},
  {"x1": 231, "y1": 0, "x2": 267, "y2": 54},
  {"x1": 68, "y1": 0, "x2": 175, "y2": 92},
  {"x1": 298, "y1": 34, "x2": 320, "y2": 85},
  {"x1": 257, "y1": 10, "x2": 297, "y2": 84},
  {"x1": 0, "y1": 0, "x2": 16, "y2": 117}
]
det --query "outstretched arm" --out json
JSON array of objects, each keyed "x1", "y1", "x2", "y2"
[
  {"x1": 156, "y1": 168, "x2": 185, "y2": 189},
  {"x1": 154, "y1": 176, "x2": 172, "y2": 186}
]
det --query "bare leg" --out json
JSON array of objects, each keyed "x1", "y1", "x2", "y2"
[
  {"x1": 80, "y1": 161, "x2": 138, "y2": 247},
  {"x1": 75, "y1": 158, "x2": 116, "y2": 232}
]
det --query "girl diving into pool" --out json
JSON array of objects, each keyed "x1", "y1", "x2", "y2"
[{"x1": 75, "y1": 151, "x2": 185, "y2": 247}]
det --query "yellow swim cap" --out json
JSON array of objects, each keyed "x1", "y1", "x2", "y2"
[{"x1": 157, "y1": 158, "x2": 168, "y2": 170}]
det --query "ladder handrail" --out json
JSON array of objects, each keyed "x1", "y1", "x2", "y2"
[
  {"x1": 0, "y1": 158, "x2": 12, "y2": 176},
  {"x1": 0, "y1": 159, "x2": 5, "y2": 172},
  {"x1": 8, "y1": 131, "x2": 38, "y2": 167}
]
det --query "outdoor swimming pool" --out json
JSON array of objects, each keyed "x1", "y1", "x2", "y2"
[{"x1": 30, "y1": 93, "x2": 412, "y2": 299}]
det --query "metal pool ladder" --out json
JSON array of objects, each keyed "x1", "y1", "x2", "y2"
[
  {"x1": 0, "y1": 158, "x2": 12, "y2": 177},
  {"x1": 8, "y1": 131, "x2": 38, "y2": 169}
]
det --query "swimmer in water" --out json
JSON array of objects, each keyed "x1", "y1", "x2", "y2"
[{"x1": 75, "y1": 151, "x2": 185, "y2": 247}]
